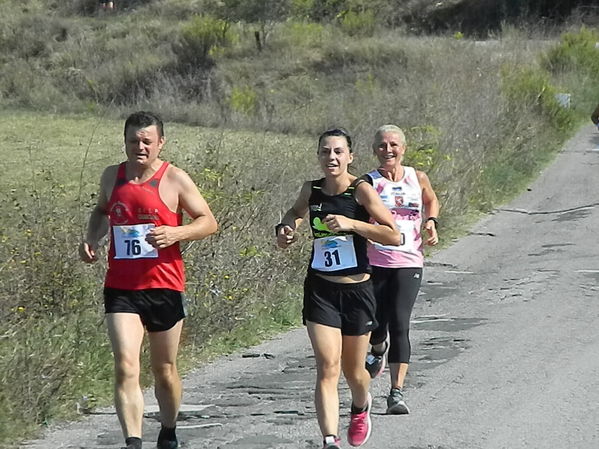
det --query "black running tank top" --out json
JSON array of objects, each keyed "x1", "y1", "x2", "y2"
[{"x1": 307, "y1": 178, "x2": 371, "y2": 276}]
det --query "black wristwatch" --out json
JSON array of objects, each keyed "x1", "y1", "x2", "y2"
[{"x1": 425, "y1": 217, "x2": 439, "y2": 227}]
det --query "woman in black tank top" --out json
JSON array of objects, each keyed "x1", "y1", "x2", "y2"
[{"x1": 275, "y1": 128, "x2": 401, "y2": 449}]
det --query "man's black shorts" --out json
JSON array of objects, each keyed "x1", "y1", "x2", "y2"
[
  {"x1": 104, "y1": 288, "x2": 186, "y2": 332},
  {"x1": 303, "y1": 274, "x2": 377, "y2": 336}
]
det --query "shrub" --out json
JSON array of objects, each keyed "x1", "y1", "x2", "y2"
[
  {"x1": 174, "y1": 15, "x2": 233, "y2": 68},
  {"x1": 229, "y1": 85, "x2": 258, "y2": 115},
  {"x1": 501, "y1": 65, "x2": 575, "y2": 130},
  {"x1": 404, "y1": 125, "x2": 443, "y2": 172},
  {"x1": 541, "y1": 27, "x2": 599, "y2": 78},
  {"x1": 339, "y1": 9, "x2": 375, "y2": 37},
  {"x1": 291, "y1": 0, "x2": 316, "y2": 19},
  {"x1": 290, "y1": 0, "x2": 346, "y2": 21}
]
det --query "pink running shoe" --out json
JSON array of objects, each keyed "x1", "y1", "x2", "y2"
[
  {"x1": 347, "y1": 393, "x2": 372, "y2": 447},
  {"x1": 323, "y1": 435, "x2": 341, "y2": 449}
]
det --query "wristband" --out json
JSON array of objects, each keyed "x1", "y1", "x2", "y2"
[{"x1": 425, "y1": 217, "x2": 439, "y2": 227}]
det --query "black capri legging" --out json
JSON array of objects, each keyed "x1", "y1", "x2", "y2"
[{"x1": 369, "y1": 266, "x2": 423, "y2": 364}]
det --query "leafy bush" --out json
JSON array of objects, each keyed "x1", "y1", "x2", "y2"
[
  {"x1": 290, "y1": 0, "x2": 346, "y2": 21},
  {"x1": 501, "y1": 65, "x2": 575, "y2": 130},
  {"x1": 174, "y1": 15, "x2": 233, "y2": 68},
  {"x1": 339, "y1": 9, "x2": 376, "y2": 37},
  {"x1": 229, "y1": 85, "x2": 258, "y2": 115},
  {"x1": 404, "y1": 125, "x2": 443, "y2": 172},
  {"x1": 541, "y1": 27, "x2": 599, "y2": 77},
  {"x1": 539, "y1": 27, "x2": 599, "y2": 113}
]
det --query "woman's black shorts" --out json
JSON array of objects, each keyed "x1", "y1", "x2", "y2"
[{"x1": 303, "y1": 274, "x2": 377, "y2": 336}]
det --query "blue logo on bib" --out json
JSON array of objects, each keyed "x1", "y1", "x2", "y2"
[{"x1": 322, "y1": 239, "x2": 339, "y2": 249}]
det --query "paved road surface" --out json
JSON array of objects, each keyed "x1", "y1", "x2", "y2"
[{"x1": 22, "y1": 125, "x2": 599, "y2": 449}]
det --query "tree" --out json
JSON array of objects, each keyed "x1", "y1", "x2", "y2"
[{"x1": 217, "y1": 0, "x2": 291, "y2": 51}]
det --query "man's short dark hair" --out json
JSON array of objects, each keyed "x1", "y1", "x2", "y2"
[{"x1": 124, "y1": 111, "x2": 164, "y2": 138}]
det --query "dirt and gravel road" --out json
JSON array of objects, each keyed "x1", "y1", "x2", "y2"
[{"x1": 22, "y1": 124, "x2": 599, "y2": 449}]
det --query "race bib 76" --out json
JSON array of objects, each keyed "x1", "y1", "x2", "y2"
[{"x1": 113, "y1": 224, "x2": 158, "y2": 259}]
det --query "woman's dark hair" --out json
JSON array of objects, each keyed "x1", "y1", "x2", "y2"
[
  {"x1": 318, "y1": 127, "x2": 352, "y2": 152},
  {"x1": 124, "y1": 111, "x2": 164, "y2": 138}
]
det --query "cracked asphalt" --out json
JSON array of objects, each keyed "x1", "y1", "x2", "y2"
[{"x1": 21, "y1": 125, "x2": 599, "y2": 449}]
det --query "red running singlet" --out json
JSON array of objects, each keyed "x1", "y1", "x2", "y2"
[{"x1": 104, "y1": 162, "x2": 185, "y2": 291}]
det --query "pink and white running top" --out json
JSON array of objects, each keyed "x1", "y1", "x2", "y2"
[{"x1": 366, "y1": 167, "x2": 424, "y2": 268}]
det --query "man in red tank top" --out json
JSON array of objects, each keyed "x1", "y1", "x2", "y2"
[{"x1": 79, "y1": 111, "x2": 218, "y2": 449}]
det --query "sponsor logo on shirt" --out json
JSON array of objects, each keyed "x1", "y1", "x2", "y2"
[
  {"x1": 137, "y1": 207, "x2": 159, "y2": 221},
  {"x1": 110, "y1": 201, "x2": 130, "y2": 225}
]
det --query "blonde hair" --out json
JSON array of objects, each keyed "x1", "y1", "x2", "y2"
[{"x1": 373, "y1": 124, "x2": 406, "y2": 147}]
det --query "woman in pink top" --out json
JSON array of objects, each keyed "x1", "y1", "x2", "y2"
[{"x1": 363, "y1": 125, "x2": 440, "y2": 414}]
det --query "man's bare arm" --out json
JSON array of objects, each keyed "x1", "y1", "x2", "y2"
[
  {"x1": 79, "y1": 167, "x2": 114, "y2": 262},
  {"x1": 146, "y1": 167, "x2": 217, "y2": 249}
]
